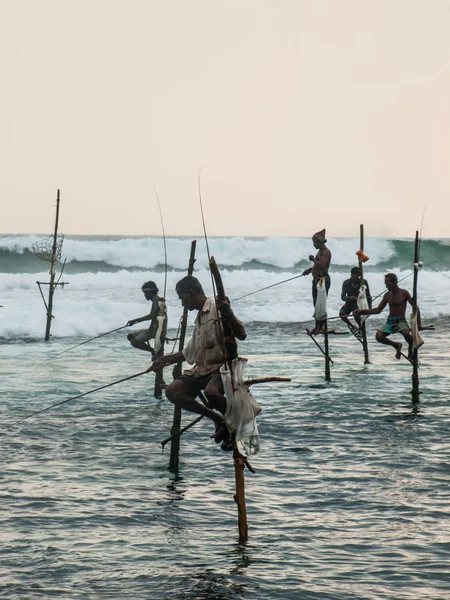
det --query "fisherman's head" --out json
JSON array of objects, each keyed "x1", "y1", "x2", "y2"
[
  {"x1": 175, "y1": 276, "x2": 205, "y2": 311},
  {"x1": 350, "y1": 267, "x2": 361, "y2": 282},
  {"x1": 312, "y1": 228, "x2": 327, "y2": 249},
  {"x1": 141, "y1": 281, "x2": 159, "y2": 300},
  {"x1": 384, "y1": 273, "x2": 398, "y2": 291}
]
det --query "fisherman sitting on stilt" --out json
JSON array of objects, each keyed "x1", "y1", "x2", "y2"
[
  {"x1": 354, "y1": 273, "x2": 421, "y2": 361},
  {"x1": 149, "y1": 275, "x2": 248, "y2": 451},
  {"x1": 339, "y1": 267, "x2": 372, "y2": 338},
  {"x1": 127, "y1": 281, "x2": 167, "y2": 357}
]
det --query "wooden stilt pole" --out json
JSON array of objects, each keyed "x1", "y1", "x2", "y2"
[
  {"x1": 233, "y1": 447, "x2": 248, "y2": 543},
  {"x1": 358, "y1": 224, "x2": 370, "y2": 364},
  {"x1": 324, "y1": 320, "x2": 331, "y2": 382},
  {"x1": 44, "y1": 190, "x2": 61, "y2": 341},
  {"x1": 411, "y1": 231, "x2": 421, "y2": 404},
  {"x1": 153, "y1": 350, "x2": 164, "y2": 399},
  {"x1": 168, "y1": 240, "x2": 197, "y2": 472}
]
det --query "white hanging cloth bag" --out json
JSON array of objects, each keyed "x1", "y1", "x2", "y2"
[
  {"x1": 154, "y1": 299, "x2": 167, "y2": 354},
  {"x1": 357, "y1": 284, "x2": 370, "y2": 323},
  {"x1": 313, "y1": 277, "x2": 327, "y2": 321},
  {"x1": 220, "y1": 357, "x2": 261, "y2": 457},
  {"x1": 410, "y1": 311, "x2": 424, "y2": 350}
]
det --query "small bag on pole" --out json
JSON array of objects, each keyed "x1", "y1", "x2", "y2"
[{"x1": 313, "y1": 277, "x2": 327, "y2": 321}]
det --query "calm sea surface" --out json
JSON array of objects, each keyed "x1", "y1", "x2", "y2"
[{"x1": 1, "y1": 319, "x2": 448, "y2": 600}]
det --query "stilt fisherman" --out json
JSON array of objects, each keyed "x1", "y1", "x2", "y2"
[
  {"x1": 150, "y1": 275, "x2": 247, "y2": 451},
  {"x1": 127, "y1": 281, "x2": 167, "y2": 358},
  {"x1": 301, "y1": 229, "x2": 332, "y2": 334}
]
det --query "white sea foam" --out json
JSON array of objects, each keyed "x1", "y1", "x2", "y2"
[
  {"x1": 0, "y1": 267, "x2": 446, "y2": 338},
  {"x1": 0, "y1": 235, "x2": 398, "y2": 269}
]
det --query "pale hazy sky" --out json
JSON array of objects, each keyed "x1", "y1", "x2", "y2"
[{"x1": 1, "y1": 0, "x2": 449, "y2": 237}]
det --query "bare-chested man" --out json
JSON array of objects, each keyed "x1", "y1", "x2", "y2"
[
  {"x1": 302, "y1": 228, "x2": 331, "y2": 334},
  {"x1": 354, "y1": 273, "x2": 420, "y2": 360}
]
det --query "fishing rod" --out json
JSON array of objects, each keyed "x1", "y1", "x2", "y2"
[
  {"x1": 4, "y1": 369, "x2": 149, "y2": 429},
  {"x1": 154, "y1": 186, "x2": 168, "y2": 299},
  {"x1": 44, "y1": 325, "x2": 129, "y2": 361},
  {"x1": 234, "y1": 274, "x2": 304, "y2": 302}
]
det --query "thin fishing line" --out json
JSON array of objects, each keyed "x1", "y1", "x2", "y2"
[
  {"x1": 42, "y1": 325, "x2": 128, "y2": 361},
  {"x1": 198, "y1": 168, "x2": 211, "y2": 264},
  {"x1": 3, "y1": 369, "x2": 148, "y2": 429},
  {"x1": 425, "y1": 265, "x2": 450, "y2": 281},
  {"x1": 154, "y1": 186, "x2": 168, "y2": 299},
  {"x1": 418, "y1": 198, "x2": 428, "y2": 260},
  {"x1": 233, "y1": 274, "x2": 303, "y2": 302},
  {"x1": 198, "y1": 168, "x2": 218, "y2": 300}
]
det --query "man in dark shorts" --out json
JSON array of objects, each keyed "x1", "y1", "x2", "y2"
[
  {"x1": 354, "y1": 273, "x2": 419, "y2": 360},
  {"x1": 150, "y1": 275, "x2": 247, "y2": 448},
  {"x1": 340, "y1": 267, "x2": 372, "y2": 336},
  {"x1": 301, "y1": 228, "x2": 332, "y2": 335}
]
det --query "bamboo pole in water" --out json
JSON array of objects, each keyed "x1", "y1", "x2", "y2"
[
  {"x1": 358, "y1": 224, "x2": 370, "y2": 364},
  {"x1": 168, "y1": 240, "x2": 197, "y2": 472},
  {"x1": 44, "y1": 190, "x2": 61, "y2": 341},
  {"x1": 411, "y1": 231, "x2": 421, "y2": 404}
]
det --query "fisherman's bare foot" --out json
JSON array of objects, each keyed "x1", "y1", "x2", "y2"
[{"x1": 393, "y1": 342, "x2": 403, "y2": 360}]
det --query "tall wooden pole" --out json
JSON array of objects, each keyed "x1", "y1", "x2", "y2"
[
  {"x1": 44, "y1": 190, "x2": 60, "y2": 341},
  {"x1": 358, "y1": 224, "x2": 370, "y2": 364},
  {"x1": 209, "y1": 257, "x2": 249, "y2": 541},
  {"x1": 168, "y1": 240, "x2": 197, "y2": 472},
  {"x1": 411, "y1": 231, "x2": 420, "y2": 404}
]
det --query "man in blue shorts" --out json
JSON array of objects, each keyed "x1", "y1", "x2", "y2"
[{"x1": 354, "y1": 273, "x2": 419, "y2": 360}]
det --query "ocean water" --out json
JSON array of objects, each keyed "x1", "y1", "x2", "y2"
[{"x1": 1, "y1": 235, "x2": 449, "y2": 599}]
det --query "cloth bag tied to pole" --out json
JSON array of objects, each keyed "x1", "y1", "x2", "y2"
[
  {"x1": 410, "y1": 312, "x2": 424, "y2": 350},
  {"x1": 220, "y1": 357, "x2": 261, "y2": 457},
  {"x1": 313, "y1": 277, "x2": 327, "y2": 321},
  {"x1": 357, "y1": 284, "x2": 370, "y2": 323}
]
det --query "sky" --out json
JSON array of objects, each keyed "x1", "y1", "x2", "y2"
[{"x1": 1, "y1": 0, "x2": 449, "y2": 238}]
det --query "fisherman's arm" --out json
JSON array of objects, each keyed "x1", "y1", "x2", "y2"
[
  {"x1": 356, "y1": 296, "x2": 388, "y2": 316},
  {"x1": 341, "y1": 282, "x2": 356, "y2": 302},
  {"x1": 127, "y1": 313, "x2": 151, "y2": 327},
  {"x1": 149, "y1": 351, "x2": 184, "y2": 372},
  {"x1": 406, "y1": 292, "x2": 422, "y2": 328},
  {"x1": 301, "y1": 267, "x2": 313, "y2": 276},
  {"x1": 216, "y1": 297, "x2": 247, "y2": 340}
]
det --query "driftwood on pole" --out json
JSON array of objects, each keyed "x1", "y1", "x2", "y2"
[
  {"x1": 358, "y1": 224, "x2": 370, "y2": 364},
  {"x1": 32, "y1": 190, "x2": 69, "y2": 341},
  {"x1": 168, "y1": 240, "x2": 197, "y2": 472}
]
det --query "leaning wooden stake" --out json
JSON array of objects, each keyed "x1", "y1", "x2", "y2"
[
  {"x1": 168, "y1": 240, "x2": 197, "y2": 471},
  {"x1": 45, "y1": 190, "x2": 61, "y2": 341},
  {"x1": 358, "y1": 224, "x2": 370, "y2": 364},
  {"x1": 411, "y1": 231, "x2": 420, "y2": 404}
]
